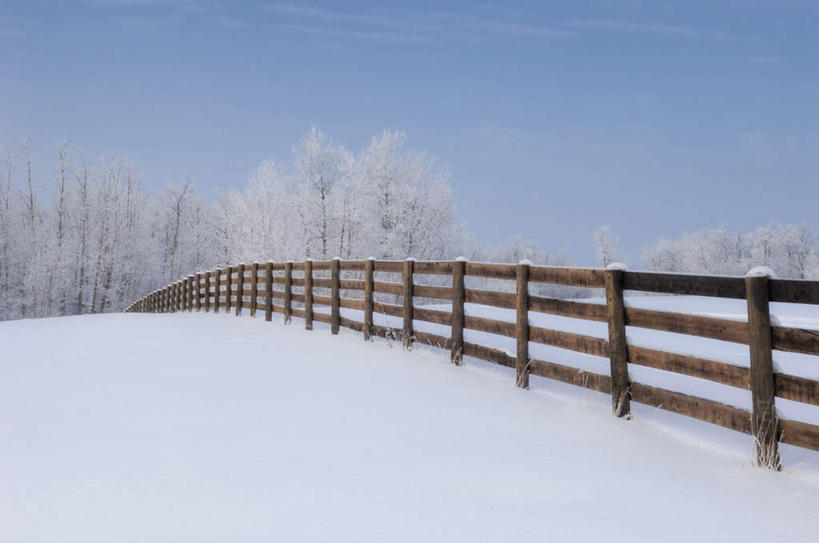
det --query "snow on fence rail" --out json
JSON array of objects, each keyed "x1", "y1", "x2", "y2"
[{"x1": 125, "y1": 259, "x2": 819, "y2": 469}]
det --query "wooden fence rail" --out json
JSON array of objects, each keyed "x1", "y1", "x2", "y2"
[{"x1": 125, "y1": 258, "x2": 819, "y2": 469}]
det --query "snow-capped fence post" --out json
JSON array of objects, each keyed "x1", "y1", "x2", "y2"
[
  {"x1": 745, "y1": 269, "x2": 780, "y2": 470},
  {"x1": 236, "y1": 264, "x2": 245, "y2": 317},
  {"x1": 451, "y1": 257, "x2": 466, "y2": 365},
  {"x1": 284, "y1": 261, "x2": 293, "y2": 324},
  {"x1": 225, "y1": 267, "x2": 233, "y2": 313},
  {"x1": 403, "y1": 259, "x2": 414, "y2": 349},
  {"x1": 250, "y1": 263, "x2": 259, "y2": 318},
  {"x1": 331, "y1": 258, "x2": 341, "y2": 335},
  {"x1": 515, "y1": 261, "x2": 530, "y2": 389},
  {"x1": 605, "y1": 265, "x2": 631, "y2": 418},
  {"x1": 264, "y1": 262, "x2": 273, "y2": 322},
  {"x1": 364, "y1": 258, "x2": 374, "y2": 341},
  {"x1": 304, "y1": 260, "x2": 313, "y2": 330}
]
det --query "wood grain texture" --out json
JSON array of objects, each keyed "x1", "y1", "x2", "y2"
[
  {"x1": 451, "y1": 259, "x2": 465, "y2": 365},
  {"x1": 606, "y1": 269, "x2": 630, "y2": 417}
]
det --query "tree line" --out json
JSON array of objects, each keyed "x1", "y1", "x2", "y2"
[
  {"x1": 0, "y1": 129, "x2": 567, "y2": 320},
  {"x1": 2, "y1": 129, "x2": 817, "y2": 321}
]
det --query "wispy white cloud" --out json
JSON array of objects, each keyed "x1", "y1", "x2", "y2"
[
  {"x1": 750, "y1": 55, "x2": 780, "y2": 64},
  {"x1": 566, "y1": 18, "x2": 697, "y2": 38},
  {"x1": 265, "y1": 3, "x2": 570, "y2": 44}
]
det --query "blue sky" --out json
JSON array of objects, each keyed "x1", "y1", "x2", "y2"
[{"x1": 1, "y1": 1, "x2": 818, "y2": 264}]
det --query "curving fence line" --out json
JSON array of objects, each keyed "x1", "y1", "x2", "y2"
[{"x1": 126, "y1": 258, "x2": 819, "y2": 469}]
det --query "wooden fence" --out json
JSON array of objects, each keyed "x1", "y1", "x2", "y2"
[{"x1": 125, "y1": 258, "x2": 819, "y2": 469}]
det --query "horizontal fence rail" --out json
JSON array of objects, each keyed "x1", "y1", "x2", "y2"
[{"x1": 126, "y1": 259, "x2": 819, "y2": 469}]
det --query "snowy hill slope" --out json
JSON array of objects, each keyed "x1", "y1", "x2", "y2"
[{"x1": 1, "y1": 313, "x2": 818, "y2": 542}]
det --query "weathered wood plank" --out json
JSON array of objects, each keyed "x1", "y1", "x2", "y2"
[
  {"x1": 464, "y1": 315, "x2": 516, "y2": 338},
  {"x1": 414, "y1": 285, "x2": 452, "y2": 300},
  {"x1": 339, "y1": 260, "x2": 366, "y2": 271},
  {"x1": 770, "y1": 326, "x2": 819, "y2": 356},
  {"x1": 413, "y1": 307, "x2": 451, "y2": 325},
  {"x1": 528, "y1": 296, "x2": 608, "y2": 321},
  {"x1": 769, "y1": 279, "x2": 819, "y2": 305},
  {"x1": 529, "y1": 326, "x2": 609, "y2": 358},
  {"x1": 778, "y1": 418, "x2": 819, "y2": 451},
  {"x1": 373, "y1": 281, "x2": 403, "y2": 296},
  {"x1": 623, "y1": 271, "x2": 746, "y2": 298},
  {"x1": 463, "y1": 342, "x2": 515, "y2": 368},
  {"x1": 465, "y1": 289, "x2": 515, "y2": 309},
  {"x1": 413, "y1": 261, "x2": 453, "y2": 275},
  {"x1": 340, "y1": 279, "x2": 365, "y2": 291},
  {"x1": 373, "y1": 301, "x2": 403, "y2": 317},
  {"x1": 340, "y1": 316, "x2": 364, "y2": 331},
  {"x1": 775, "y1": 373, "x2": 819, "y2": 407},
  {"x1": 340, "y1": 298, "x2": 366, "y2": 311},
  {"x1": 625, "y1": 307, "x2": 749, "y2": 344},
  {"x1": 464, "y1": 262, "x2": 516, "y2": 279},
  {"x1": 413, "y1": 330, "x2": 451, "y2": 348},
  {"x1": 529, "y1": 359, "x2": 612, "y2": 394},
  {"x1": 529, "y1": 267, "x2": 607, "y2": 288},
  {"x1": 373, "y1": 261, "x2": 403, "y2": 273},
  {"x1": 627, "y1": 345, "x2": 750, "y2": 389}
]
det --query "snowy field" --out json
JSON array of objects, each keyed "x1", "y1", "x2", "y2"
[{"x1": 1, "y1": 312, "x2": 818, "y2": 542}]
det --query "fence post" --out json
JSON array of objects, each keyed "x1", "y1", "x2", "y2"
[
  {"x1": 364, "y1": 258, "x2": 374, "y2": 341},
  {"x1": 265, "y1": 262, "x2": 273, "y2": 322},
  {"x1": 746, "y1": 270, "x2": 780, "y2": 469},
  {"x1": 515, "y1": 261, "x2": 529, "y2": 389},
  {"x1": 402, "y1": 258, "x2": 414, "y2": 349},
  {"x1": 250, "y1": 263, "x2": 259, "y2": 317},
  {"x1": 605, "y1": 266, "x2": 631, "y2": 418},
  {"x1": 214, "y1": 269, "x2": 222, "y2": 313},
  {"x1": 451, "y1": 257, "x2": 466, "y2": 365},
  {"x1": 304, "y1": 260, "x2": 313, "y2": 330},
  {"x1": 194, "y1": 273, "x2": 201, "y2": 311},
  {"x1": 189, "y1": 276, "x2": 194, "y2": 310},
  {"x1": 225, "y1": 267, "x2": 233, "y2": 313},
  {"x1": 331, "y1": 258, "x2": 341, "y2": 335},
  {"x1": 204, "y1": 272, "x2": 211, "y2": 312},
  {"x1": 236, "y1": 264, "x2": 245, "y2": 316},
  {"x1": 284, "y1": 261, "x2": 293, "y2": 324}
]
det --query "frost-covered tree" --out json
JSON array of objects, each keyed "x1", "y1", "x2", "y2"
[
  {"x1": 642, "y1": 224, "x2": 819, "y2": 279},
  {"x1": 593, "y1": 226, "x2": 622, "y2": 267}
]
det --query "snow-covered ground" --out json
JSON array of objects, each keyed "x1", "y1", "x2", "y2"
[{"x1": 1, "y1": 312, "x2": 818, "y2": 542}]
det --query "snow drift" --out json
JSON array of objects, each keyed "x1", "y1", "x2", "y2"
[{"x1": 1, "y1": 313, "x2": 818, "y2": 542}]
